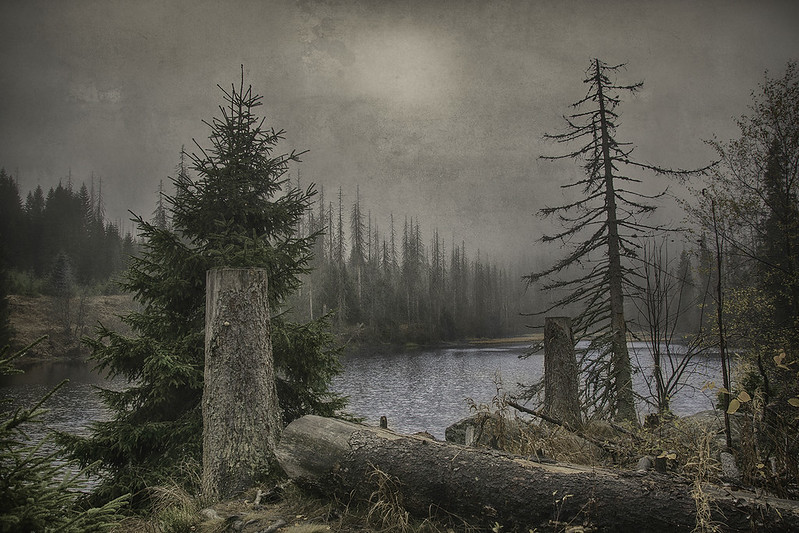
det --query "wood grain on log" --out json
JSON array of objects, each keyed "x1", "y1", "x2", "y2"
[{"x1": 276, "y1": 415, "x2": 799, "y2": 532}]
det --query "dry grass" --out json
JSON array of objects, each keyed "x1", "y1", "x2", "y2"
[
  {"x1": 110, "y1": 477, "x2": 479, "y2": 533},
  {"x1": 687, "y1": 431, "x2": 722, "y2": 533},
  {"x1": 366, "y1": 467, "x2": 411, "y2": 533},
  {"x1": 150, "y1": 482, "x2": 206, "y2": 533},
  {"x1": 8, "y1": 294, "x2": 135, "y2": 359},
  {"x1": 466, "y1": 375, "x2": 607, "y2": 466}
]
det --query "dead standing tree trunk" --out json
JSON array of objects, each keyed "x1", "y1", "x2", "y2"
[
  {"x1": 202, "y1": 268, "x2": 282, "y2": 501},
  {"x1": 544, "y1": 316, "x2": 581, "y2": 428}
]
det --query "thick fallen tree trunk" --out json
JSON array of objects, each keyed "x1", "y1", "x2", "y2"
[{"x1": 276, "y1": 415, "x2": 799, "y2": 532}]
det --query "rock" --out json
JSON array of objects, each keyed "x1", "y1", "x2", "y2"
[
  {"x1": 720, "y1": 451, "x2": 741, "y2": 485},
  {"x1": 636, "y1": 455, "x2": 654, "y2": 472},
  {"x1": 444, "y1": 412, "x2": 527, "y2": 449},
  {"x1": 444, "y1": 416, "x2": 471, "y2": 444},
  {"x1": 200, "y1": 508, "x2": 220, "y2": 520}
]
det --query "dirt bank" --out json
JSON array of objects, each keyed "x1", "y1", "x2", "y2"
[{"x1": 8, "y1": 294, "x2": 136, "y2": 361}]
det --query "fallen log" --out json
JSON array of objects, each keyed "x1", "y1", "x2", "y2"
[{"x1": 276, "y1": 415, "x2": 799, "y2": 532}]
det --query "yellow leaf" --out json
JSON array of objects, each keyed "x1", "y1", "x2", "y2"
[
  {"x1": 774, "y1": 352, "x2": 786, "y2": 365},
  {"x1": 757, "y1": 463, "x2": 765, "y2": 469},
  {"x1": 701, "y1": 381, "x2": 715, "y2": 391},
  {"x1": 718, "y1": 387, "x2": 730, "y2": 395},
  {"x1": 727, "y1": 398, "x2": 741, "y2": 414},
  {"x1": 667, "y1": 453, "x2": 677, "y2": 460},
  {"x1": 738, "y1": 391, "x2": 751, "y2": 403},
  {"x1": 788, "y1": 398, "x2": 799, "y2": 408}
]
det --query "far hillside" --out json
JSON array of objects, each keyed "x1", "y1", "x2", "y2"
[
  {"x1": 7, "y1": 294, "x2": 135, "y2": 360},
  {"x1": 0, "y1": 169, "x2": 138, "y2": 351}
]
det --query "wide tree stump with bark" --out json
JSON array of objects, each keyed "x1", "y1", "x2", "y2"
[
  {"x1": 203, "y1": 268, "x2": 281, "y2": 501},
  {"x1": 544, "y1": 316, "x2": 581, "y2": 429},
  {"x1": 276, "y1": 415, "x2": 799, "y2": 532}
]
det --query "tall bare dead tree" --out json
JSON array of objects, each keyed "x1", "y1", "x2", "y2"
[{"x1": 526, "y1": 59, "x2": 707, "y2": 423}]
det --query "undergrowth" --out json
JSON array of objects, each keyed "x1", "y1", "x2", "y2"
[{"x1": 105, "y1": 372, "x2": 793, "y2": 532}]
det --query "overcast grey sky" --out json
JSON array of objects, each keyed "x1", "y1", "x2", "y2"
[{"x1": 1, "y1": 0, "x2": 797, "y2": 261}]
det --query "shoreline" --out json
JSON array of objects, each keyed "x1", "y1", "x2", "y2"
[
  {"x1": 341, "y1": 333, "x2": 543, "y2": 357},
  {"x1": 6, "y1": 294, "x2": 136, "y2": 363}
]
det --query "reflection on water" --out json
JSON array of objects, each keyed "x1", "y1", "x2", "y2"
[
  {"x1": 333, "y1": 344, "x2": 542, "y2": 439},
  {"x1": 1, "y1": 343, "x2": 723, "y2": 442},
  {"x1": 0, "y1": 360, "x2": 126, "y2": 443}
]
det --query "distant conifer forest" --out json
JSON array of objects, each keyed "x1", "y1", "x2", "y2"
[
  {"x1": 285, "y1": 184, "x2": 535, "y2": 344},
  {"x1": 0, "y1": 168, "x2": 536, "y2": 348},
  {"x1": 0, "y1": 169, "x2": 136, "y2": 295}
]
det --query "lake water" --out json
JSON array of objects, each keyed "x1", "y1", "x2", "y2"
[
  {"x1": 1, "y1": 342, "x2": 722, "y2": 441},
  {"x1": 334, "y1": 341, "x2": 723, "y2": 438}
]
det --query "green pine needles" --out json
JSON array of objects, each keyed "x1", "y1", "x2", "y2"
[
  {"x1": 60, "y1": 69, "x2": 345, "y2": 507},
  {"x1": 0, "y1": 340, "x2": 128, "y2": 531}
]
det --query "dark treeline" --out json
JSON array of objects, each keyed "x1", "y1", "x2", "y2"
[
  {"x1": 0, "y1": 162, "x2": 536, "y2": 346},
  {"x1": 0, "y1": 168, "x2": 135, "y2": 292},
  {"x1": 287, "y1": 184, "x2": 534, "y2": 344}
]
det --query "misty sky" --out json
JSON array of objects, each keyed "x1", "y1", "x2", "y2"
[{"x1": 1, "y1": 0, "x2": 797, "y2": 262}]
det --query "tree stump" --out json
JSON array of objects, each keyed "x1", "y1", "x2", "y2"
[
  {"x1": 544, "y1": 316, "x2": 581, "y2": 428},
  {"x1": 202, "y1": 268, "x2": 281, "y2": 501}
]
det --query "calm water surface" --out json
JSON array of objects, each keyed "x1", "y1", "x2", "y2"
[
  {"x1": 1, "y1": 342, "x2": 723, "y2": 441},
  {"x1": 0, "y1": 360, "x2": 125, "y2": 443},
  {"x1": 334, "y1": 342, "x2": 723, "y2": 438}
]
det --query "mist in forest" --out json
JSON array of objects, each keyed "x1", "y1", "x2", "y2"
[{"x1": 1, "y1": 0, "x2": 797, "y2": 265}]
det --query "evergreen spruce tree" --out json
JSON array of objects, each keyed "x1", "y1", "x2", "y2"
[
  {"x1": 0, "y1": 265, "x2": 10, "y2": 349},
  {"x1": 47, "y1": 251, "x2": 75, "y2": 333},
  {"x1": 24, "y1": 186, "x2": 46, "y2": 276},
  {"x1": 758, "y1": 140, "x2": 799, "y2": 331},
  {"x1": 1, "y1": 342, "x2": 128, "y2": 531},
  {"x1": 61, "y1": 70, "x2": 345, "y2": 505},
  {"x1": 0, "y1": 170, "x2": 20, "y2": 347}
]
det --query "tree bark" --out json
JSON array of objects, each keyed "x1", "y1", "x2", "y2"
[
  {"x1": 277, "y1": 415, "x2": 799, "y2": 532},
  {"x1": 710, "y1": 198, "x2": 733, "y2": 450},
  {"x1": 544, "y1": 316, "x2": 581, "y2": 428},
  {"x1": 595, "y1": 58, "x2": 636, "y2": 424},
  {"x1": 203, "y1": 268, "x2": 281, "y2": 501}
]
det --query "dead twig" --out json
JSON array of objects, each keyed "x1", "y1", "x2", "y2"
[{"x1": 507, "y1": 400, "x2": 621, "y2": 456}]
